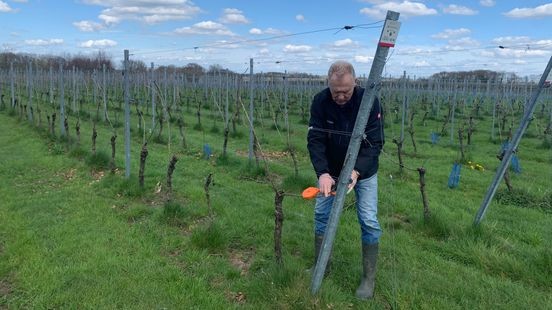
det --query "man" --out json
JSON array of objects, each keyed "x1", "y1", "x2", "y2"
[{"x1": 307, "y1": 60, "x2": 384, "y2": 299}]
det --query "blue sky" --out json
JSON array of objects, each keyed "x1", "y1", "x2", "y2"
[{"x1": 1, "y1": 0, "x2": 551, "y2": 77}]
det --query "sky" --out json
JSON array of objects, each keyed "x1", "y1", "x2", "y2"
[{"x1": 1, "y1": 0, "x2": 551, "y2": 78}]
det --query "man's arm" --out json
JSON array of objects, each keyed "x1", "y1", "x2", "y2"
[{"x1": 307, "y1": 96, "x2": 330, "y2": 178}]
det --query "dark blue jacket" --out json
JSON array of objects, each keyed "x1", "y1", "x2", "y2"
[{"x1": 307, "y1": 86, "x2": 384, "y2": 180}]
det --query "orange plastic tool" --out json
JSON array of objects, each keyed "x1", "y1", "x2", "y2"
[{"x1": 301, "y1": 187, "x2": 336, "y2": 200}]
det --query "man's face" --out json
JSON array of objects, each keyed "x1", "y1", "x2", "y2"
[{"x1": 329, "y1": 73, "x2": 355, "y2": 105}]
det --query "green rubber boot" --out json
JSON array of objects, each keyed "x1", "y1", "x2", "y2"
[{"x1": 355, "y1": 243, "x2": 378, "y2": 299}]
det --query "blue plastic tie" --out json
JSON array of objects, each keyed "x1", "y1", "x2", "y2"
[
  {"x1": 448, "y1": 162, "x2": 461, "y2": 189},
  {"x1": 203, "y1": 144, "x2": 212, "y2": 159}
]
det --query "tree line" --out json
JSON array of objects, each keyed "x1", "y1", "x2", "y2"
[{"x1": 0, "y1": 51, "x2": 524, "y2": 84}]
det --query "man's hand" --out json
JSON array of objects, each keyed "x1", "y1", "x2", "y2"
[
  {"x1": 318, "y1": 173, "x2": 335, "y2": 197},
  {"x1": 348, "y1": 170, "x2": 360, "y2": 192}
]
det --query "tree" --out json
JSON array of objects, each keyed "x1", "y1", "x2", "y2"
[
  {"x1": 207, "y1": 64, "x2": 223, "y2": 73},
  {"x1": 182, "y1": 63, "x2": 205, "y2": 76},
  {"x1": 124, "y1": 59, "x2": 147, "y2": 72},
  {"x1": 429, "y1": 70, "x2": 509, "y2": 83}
]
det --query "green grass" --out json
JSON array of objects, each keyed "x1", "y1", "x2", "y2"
[{"x1": 1, "y1": 89, "x2": 551, "y2": 309}]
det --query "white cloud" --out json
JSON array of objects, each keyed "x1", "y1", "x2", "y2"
[
  {"x1": 492, "y1": 36, "x2": 531, "y2": 45},
  {"x1": 496, "y1": 48, "x2": 548, "y2": 58},
  {"x1": 98, "y1": 13, "x2": 120, "y2": 25},
  {"x1": 212, "y1": 40, "x2": 240, "y2": 49},
  {"x1": 247, "y1": 27, "x2": 285, "y2": 35},
  {"x1": 73, "y1": 20, "x2": 106, "y2": 32},
  {"x1": 360, "y1": 1, "x2": 437, "y2": 19},
  {"x1": 479, "y1": 0, "x2": 495, "y2": 7},
  {"x1": 414, "y1": 60, "x2": 430, "y2": 67},
  {"x1": 332, "y1": 38, "x2": 359, "y2": 49},
  {"x1": 174, "y1": 21, "x2": 235, "y2": 36},
  {"x1": 513, "y1": 59, "x2": 527, "y2": 65},
  {"x1": 447, "y1": 37, "x2": 479, "y2": 47},
  {"x1": 504, "y1": 3, "x2": 552, "y2": 18},
  {"x1": 219, "y1": 8, "x2": 249, "y2": 24},
  {"x1": 354, "y1": 55, "x2": 373, "y2": 63},
  {"x1": 490, "y1": 37, "x2": 552, "y2": 52},
  {"x1": 79, "y1": 39, "x2": 117, "y2": 48},
  {"x1": 296, "y1": 14, "x2": 305, "y2": 22},
  {"x1": 442, "y1": 5, "x2": 478, "y2": 15},
  {"x1": 263, "y1": 28, "x2": 284, "y2": 35},
  {"x1": 0, "y1": 1, "x2": 14, "y2": 12},
  {"x1": 83, "y1": 0, "x2": 201, "y2": 25},
  {"x1": 249, "y1": 28, "x2": 262, "y2": 35},
  {"x1": 283, "y1": 44, "x2": 312, "y2": 53},
  {"x1": 360, "y1": 0, "x2": 389, "y2": 4},
  {"x1": 431, "y1": 28, "x2": 471, "y2": 40},
  {"x1": 259, "y1": 48, "x2": 270, "y2": 55},
  {"x1": 534, "y1": 39, "x2": 552, "y2": 50},
  {"x1": 25, "y1": 39, "x2": 64, "y2": 46},
  {"x1": 479, "y1": 50, "x2": 495, "y2": 57}
]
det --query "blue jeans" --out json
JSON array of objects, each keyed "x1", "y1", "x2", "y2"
[{"x1": 314, "y1": 173, "x2": 381, "y2": 245}]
